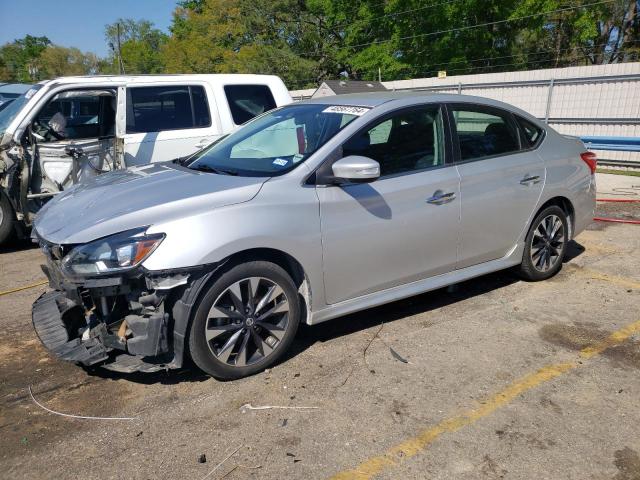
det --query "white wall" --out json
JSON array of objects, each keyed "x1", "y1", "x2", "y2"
[{"x1": 290, "y1": 63, "x2": 640, "y2": 163}]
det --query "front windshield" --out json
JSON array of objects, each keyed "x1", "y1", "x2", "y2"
[
  {"x1": 0, "y1": 85, "x2": 42, "y2": 136},
  {"x1": 187, "y1": 103, "x2": 369, "y2": 176}
]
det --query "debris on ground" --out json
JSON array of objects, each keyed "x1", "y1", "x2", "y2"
[
  {"x1": 286, "y1": 452, "x2": 302, "y2": 463},
  {"x1": 198, "y1": 453, "x2": 207, "y2": 463},
  {"x1": 198, "y1": 445, "x2": 241, "y2": 480},
  {"x1": 240, "y1": 403, "x2": 319, "y2": 412},
  {"x1": 389, "y1": 347, "x2": 409, "y2": 364},
  {"x1": 28, "y1": 386, "x2": 137, "y2": 421}
]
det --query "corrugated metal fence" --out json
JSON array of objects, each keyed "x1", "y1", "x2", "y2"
[{"x1": 290, "y1": 63, "x2": 640, "y2": 165}]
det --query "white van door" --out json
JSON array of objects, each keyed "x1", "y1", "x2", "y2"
[
  {"x1": 118, "y1": 82, "x2": 222, "y2": 166},
  {"x1": 36, "y1": 139, "x2": 117, "y2": 188}
]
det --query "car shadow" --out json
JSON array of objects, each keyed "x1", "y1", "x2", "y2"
[
  {"x1": 83, "y1": 240, "x2": 586, "y2": 384},
  {"x1": 286, "y1": 270, "x2": 518, "y2": 360},
  {"x1": 286, "y1": 239, "x2": 587, "y2": 361},
  {"x1": 342, "y1": 183, "x2": 392, "y2": 219},
  {"x1": 81, "y1": 362, "x2": 211, "y2": 385},
  {"x1": 0, "y1": 237, "x2": 38, "y2": 254}
]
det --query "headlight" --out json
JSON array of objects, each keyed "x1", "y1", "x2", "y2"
[{"x1": 62, "y1": 228, "x2": 165, "y2": 276}]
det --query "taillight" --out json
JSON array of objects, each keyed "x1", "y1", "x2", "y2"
[{"x1": 580, "y1": 151, "x2": 597, "y2": 175}]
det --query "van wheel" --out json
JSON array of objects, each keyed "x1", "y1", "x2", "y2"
[
  {"x1": 517, "y1": 205, "x2": 568, "y2": 281},
  {"x1": 0, "y1": 192, "x2": 15, "y2": 246},
  {"x1": 188, "y1": 261, "x2": 300, "y2": 380}
]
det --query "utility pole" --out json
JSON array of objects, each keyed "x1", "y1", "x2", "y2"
[
  {"x1": 378, "y1": 67, "x2": 381, "y2": 82},
  {"x1": 116, "y1": 22, "x2": 126, "y2": 74}
]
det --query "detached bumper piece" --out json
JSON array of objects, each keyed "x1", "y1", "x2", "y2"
[
  {"x1": 32, "y1": 291, "x2": 109, "y2": 365},
  {"x1": 32, "y1": 289, "x2": 171, "y2": 373}
]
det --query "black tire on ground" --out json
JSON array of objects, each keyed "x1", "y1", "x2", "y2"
[
  {"x1": 517, "y1": 205, "x2": 569, "y2": 281},
  {"x1": 188, "y1": 261, "x2": 301, "y2": 380},
  {"x1": 0, "y1": 191, "x2": 15, "y2": 246}
]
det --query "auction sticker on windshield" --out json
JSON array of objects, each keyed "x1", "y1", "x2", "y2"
[{"x1": 322, "y1": 106, "x2": 371, "y2": 116}]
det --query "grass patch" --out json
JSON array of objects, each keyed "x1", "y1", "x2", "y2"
[{"x1": 597, "y1": 168, "x2": 640, "y2": 177}]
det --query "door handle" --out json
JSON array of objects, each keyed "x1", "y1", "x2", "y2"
[
  {"x1": 520, "y1": 175, "x2": 541, "y2": 186},
  {"x1": 426, "y1": 191, "x2": 456, "y2": 205}
]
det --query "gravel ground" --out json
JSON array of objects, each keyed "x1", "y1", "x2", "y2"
[{"x1": 0, "y1": 220, "x2": 639, "y2": 480}]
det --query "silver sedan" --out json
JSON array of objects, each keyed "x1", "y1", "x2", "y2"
[{"x1": 32, "y1": 92, "x2": 596, "y2": 379}]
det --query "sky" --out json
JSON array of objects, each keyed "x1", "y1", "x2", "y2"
[{"x1": 0, "y1": 0, "x2": 177, "y2": 57}]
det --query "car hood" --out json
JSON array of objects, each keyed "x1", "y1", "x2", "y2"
[{"x1": 34, "y1": 162, "x2": 268, "y2": 244}]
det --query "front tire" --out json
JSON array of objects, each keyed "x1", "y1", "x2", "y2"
[
  {"x1": 517, "y1": 205, "x2": 568, "y2": 281},
  {"x1": 188, "y1": 261, "x2": 300, "y2": 380},
  {"x1": 0, "y1": 191, "x2": 15, "y2": 246}
]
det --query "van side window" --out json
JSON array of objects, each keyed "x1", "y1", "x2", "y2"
[
  {"x1": 126, "y1": 85, "x2": 211, "y2": 134},
  {"x1": 451, "y1": 105, "x2": 520, "y2": 161},
  {"x1": 516, "y1": 116, "x2": 544, "y2": 148},
  {"x1": 224, "y1": 85, "x2": 277, "y2": 125}
]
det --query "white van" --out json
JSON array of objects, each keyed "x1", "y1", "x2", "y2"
[{"x1": 0, "y1": 74, "x2": 291, "y2": 245}]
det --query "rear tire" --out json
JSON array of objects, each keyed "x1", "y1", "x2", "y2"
[
  {"x1": 0, "y1": 191, "x2": 15, "y2": 246},
  {"x1": 517, "y1": 205, "x2": 568, "y2": 281},
  {"x1": 188, "y1": 261, "x2": 300, "y2": 380}
]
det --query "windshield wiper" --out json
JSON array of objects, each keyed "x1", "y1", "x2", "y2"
[{"x1": 191, "y1": 164, "x2": 238, "y2": 176}]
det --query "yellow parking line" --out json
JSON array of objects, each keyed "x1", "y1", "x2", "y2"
[
  {"x1": 0, "y1": 280, "x2": 48, "y2": 297},
  {"x1": 578, "y1": 267, "x2": 640, "y2": 291},
  {"x1": 329, "y1": 319, "x2": 640, "y2": 480}
]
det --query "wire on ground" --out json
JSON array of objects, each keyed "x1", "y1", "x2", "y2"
[{"x1": 0, "y1": 280, "x2": 48, "y2": 297}]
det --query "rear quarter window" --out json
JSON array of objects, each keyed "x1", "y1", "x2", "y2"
[
  {"x1": 516, "y1": 116, "x2": 545, "y2": 148},
  {"x1": 224, "y1": 85, "x2": 277, "y2": 125}
]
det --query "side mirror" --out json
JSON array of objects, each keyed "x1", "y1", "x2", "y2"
[{"x1": 331, "y1": 155, "x2": 380, "y2": 184}]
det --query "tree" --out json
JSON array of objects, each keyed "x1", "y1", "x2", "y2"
[
  {"x1": 105, "y1": 19, "x2": 168, "y2": 74},
  {"x1": 0, "y1": 35, "x2": 51, "y2": 82},
  {"x1": 511, "y1": 0, "x2": 639, "y2": 68},
  {"x1": 39, "y1": 46, "x2": 100, "y2": 77}
]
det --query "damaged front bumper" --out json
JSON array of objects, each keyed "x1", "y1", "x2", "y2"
[{"x1": 32, "y1": 250, "x2": 212, "y2": 374}]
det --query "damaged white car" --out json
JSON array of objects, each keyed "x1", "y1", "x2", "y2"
[{"x1": 0, "y1": 74, "x2": 291, "y2": 245}]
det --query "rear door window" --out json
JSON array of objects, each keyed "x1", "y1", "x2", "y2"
[
  {"x1": 126, "y1": 85, "x2": 211, "y2": 133},
  {"x1": 450, "y1": 105, "x2": 521, "y2": 161},
  {"x1": 224, "y1": 85, "x2": 277, "y2": 125}
]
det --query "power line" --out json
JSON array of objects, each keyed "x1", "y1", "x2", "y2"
[
  {"x1": 287, "y1": 40, "x2": 639, "y2": 87},
  {"x1": 300, "y1": 0, "x2": 617, "y2": 57},
  {"x1": 350, "y1": 0, "x2": 616, "y2": 49},
  {"x1": 411, "y1": 39, "x2": 638, "y2": 73},
  {"x1": 332, "y1": 0, "x2": 463, "y2": 30},
  {"x1": 413, "y1": 45, "x2": 639, "y2": 78}
]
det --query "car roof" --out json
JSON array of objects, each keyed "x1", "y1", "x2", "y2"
[
  {"x1": 299, "y1": 91, "x2": 541, "y2": 123},
  {"x1": 41, "y1": 74, "x2": 284, "y2": 87}
]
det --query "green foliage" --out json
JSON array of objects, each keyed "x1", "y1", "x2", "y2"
[
  {"x1": 39, "y1": 46, "x2": 100, "y2": 77},
  {"x1": 0, "y1": 35, "x2": 99, "y2": 82},
  {"x1": 161, "y1": 0, "x2": 638, "y2": 88},
  {"x1": 0, "y1": 35, "x2": 51, "y2": 82},
  {"x1": 104, "y1": 19, "x2": 168, "y2": 74},
  {"x1": 1, "y1": 1, "x2": 638, "y2": 86}
]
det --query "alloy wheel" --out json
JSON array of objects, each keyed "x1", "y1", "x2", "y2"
[
  {"x1": 530, "y1": 214, "x2": 565, "y2": 273},
  {"x1": 205, "y1": 277, "x2": 290, "y2": 367}
]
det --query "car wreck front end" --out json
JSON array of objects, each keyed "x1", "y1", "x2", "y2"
[
  {"x1": 33, "y1": 229, "x2": 214, "y2": 373},
  {"x1": 31, "y1": 161, "x2": 269, "y2": 373}
]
